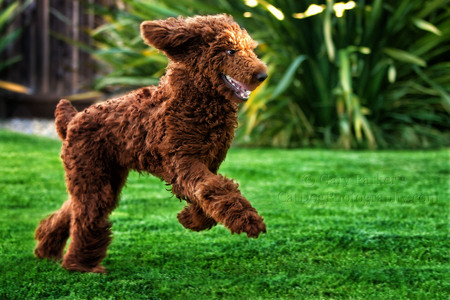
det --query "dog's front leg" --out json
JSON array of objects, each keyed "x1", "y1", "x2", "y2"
[
  {"x1": 174, "y1": 161, "x2": 266, "y2": 238},
  {"x1": 177, "y1": 203, "x2": 217, "y2": 231}
]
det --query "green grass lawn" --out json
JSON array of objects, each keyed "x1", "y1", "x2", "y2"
[{"x1": 0, "y1": 129, "x2": 448, "y2": 299}]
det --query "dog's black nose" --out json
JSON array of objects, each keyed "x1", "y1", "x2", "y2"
[{"x1": 256, "y1": 72, "x2": 268, "y2": 82}]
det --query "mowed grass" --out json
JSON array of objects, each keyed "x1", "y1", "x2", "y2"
[{"x1": 0, "y1": 129, "x2": 448, "y2": 299}]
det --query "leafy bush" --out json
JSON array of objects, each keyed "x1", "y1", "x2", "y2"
[
  {"x1": 0, "y1": 0, "x2": 32, "y2": 93},
  {"x1": 88, "y1": 0, "x2": 449, "y2": 148},
  {"x1": 0, "y1": 0, "x2": 22, "y2": 73}
]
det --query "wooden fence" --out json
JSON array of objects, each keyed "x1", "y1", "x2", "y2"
[{"x1": 0, "y1": 0, "x2": 118, "y2": 117}]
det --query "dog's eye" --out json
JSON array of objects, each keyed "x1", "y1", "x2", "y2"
[{"x1": 226, "y1": 50, "x2": 237, "y2": 56}]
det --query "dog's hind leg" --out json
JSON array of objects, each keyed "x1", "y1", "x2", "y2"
[
  {"x1": 177, "y1": 203, "x2": 217, "y2": 231},
  {"x1": 35, "y1": 200, "x2": 72, "y2": 261},
  {"x1": 61, "y1": 165, "x2": 128, "y2": 273}
]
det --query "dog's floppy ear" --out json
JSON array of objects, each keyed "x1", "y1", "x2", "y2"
[{"x1": 141, "y1": 17, "x2": 202, "y2": 61}]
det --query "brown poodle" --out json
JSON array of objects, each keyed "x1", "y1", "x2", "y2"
[{"x1": 34, "y1": 14, "x2": 267, "y2": 273}]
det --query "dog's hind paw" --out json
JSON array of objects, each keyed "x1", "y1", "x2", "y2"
[
  {"x1": 62, "y1": 261, "x2": 108, "y2": 273},
  {"x1": 34, "y1": 245, "x2": 63, "y2": 261},
  {"x1": 91, "y1": 265, "x2": 108, "y2": 274}
]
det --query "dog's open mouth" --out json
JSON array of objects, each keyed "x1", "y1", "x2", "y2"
[{"x1": 221, "y1": 74, "x2": 251, "y2": 100}]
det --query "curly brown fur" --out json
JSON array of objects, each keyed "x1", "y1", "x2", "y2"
[
  {"x1": 35, "y1": 14, "x2": 267, "y2": 273},
  {"x1": 177, "y1": 204, "x2": 217, "y2": 231},
  {"x1": 55, "y1": 99, "x2": 77, "y2": 140},
  {"x1": 34, "y1": 200, "x2": 71, "y2": 261}
]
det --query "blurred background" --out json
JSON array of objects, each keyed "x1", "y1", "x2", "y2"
[{"x1": 0, "y1": 0, "x2": 449, "y2": 149}]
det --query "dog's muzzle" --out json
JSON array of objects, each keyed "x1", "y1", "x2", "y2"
[{"x1": 221, "y1": 74, "x2": 252, "y2": 100}]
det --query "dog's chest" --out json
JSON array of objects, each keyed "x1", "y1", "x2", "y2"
[{"x1": 202, "y1": 119, "x2": 235, "y2": 171}]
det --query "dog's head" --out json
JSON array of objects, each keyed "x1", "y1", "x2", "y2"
[{"x1": 141, "y1": 14, "x2": 267, "y2": 103}]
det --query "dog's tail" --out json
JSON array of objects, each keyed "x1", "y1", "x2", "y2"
[{"x1": 55, "y1": 99, "x2": 78, "y2": 140}]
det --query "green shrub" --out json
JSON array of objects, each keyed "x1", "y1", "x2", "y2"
[
  {"x1": 0, "y1": 0, "x2": 22, "y2": 72},
  {"x1": 88, "y1": 0, "x2": 449, "y2": 149},
  {"x1": 0, "y1": 0, "x2": 34, "y2": 70}
]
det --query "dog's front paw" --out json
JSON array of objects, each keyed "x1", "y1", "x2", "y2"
[
  {"x1": 229, "y1": 210, "x2": 266, "y2": 238},
  {"x1": 177, "y1": 205, "x2": 217, "y2": 231},
  {"x1": 242, "y1": 215, "x2": 266, "y2": 238}
]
